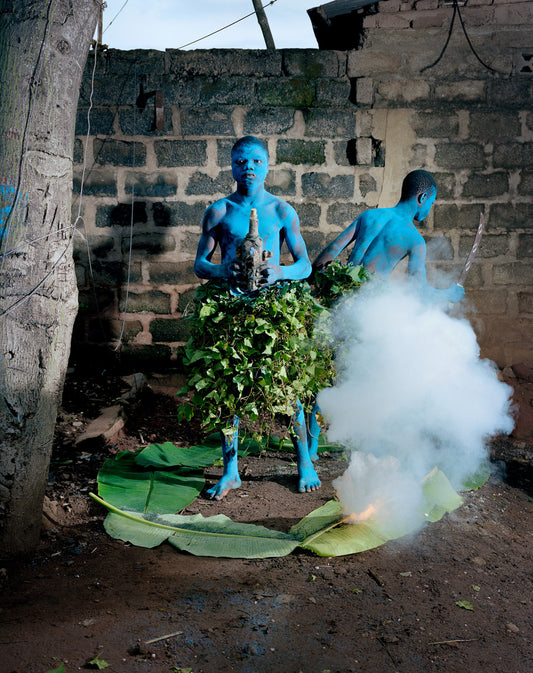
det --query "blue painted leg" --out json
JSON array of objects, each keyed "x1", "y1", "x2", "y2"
[
  {"x1": 291, "y1": 400, "x2": 321, "y2": 493},
  {"x1": 206, "y1": 415, "x2": 241, "y2": 500},
  {"x1": 307, "y1": 401, "x2": 322, "y2": 462}
]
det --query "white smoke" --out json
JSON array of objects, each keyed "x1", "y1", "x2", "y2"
[{"x1": 317, "y1": 281, "x2": 515, "y2": 521}]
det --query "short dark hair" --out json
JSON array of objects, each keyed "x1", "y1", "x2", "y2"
[
  {"x1": 231, "y1": 135, "x2": 269, "y2": 156},
  {"x1": 400, "y1": 170, "x2": 436, "y2": 201}
]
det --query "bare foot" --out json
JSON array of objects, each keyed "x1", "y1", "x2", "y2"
[
  {"x1": 206, "y1": 474, "x2": 241, "y2": 500},
  {"x1": 298, "y1": 465, "x2": 321, "y2": 493}
]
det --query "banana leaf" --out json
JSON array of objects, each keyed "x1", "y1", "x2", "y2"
[
  {"x1": 292, "y1": 500, "x2": 416, "y2": 557},
  {"x1": 421, "y1": 467, "x2": 464, "y2": 522},
  {"x1": 93, "y1": 465, "x2": 464, "y2": 558},
  {"x1": 460, "y1": 460, "x2": 491, "y2": 491},
  {"x1": 91, "y1": 494, "x2": 299, "y2": 558},
  {"x1": 135, "y1": 441, "x2": 221, "y2": 469},
  {"x1": 97, "y1": 453, "x2": 204, "y2": 514},
  {"x1": 294, "y1": 468, "x2": 463, "y2": 557}
]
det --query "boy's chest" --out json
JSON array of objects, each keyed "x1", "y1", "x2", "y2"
[{"x1": 220, "y1": 208, "x2": 282, "y2": 243}]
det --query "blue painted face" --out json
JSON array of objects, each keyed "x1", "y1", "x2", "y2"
[
  {"x1": 231, "y1": 144, "x2": 269, "y2": 190},
  {"x1": 415, "y1": 187, "x2": 437, "y2": 222}
]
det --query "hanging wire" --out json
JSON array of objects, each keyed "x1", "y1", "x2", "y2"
[
  {"x1": 420, "y1": 1, "x2": 457, "y2": 73},
  {"x1": 454, "y1": 0, "x2": 506, "y2": 75},
  {"x1": 0, "y1": 27, "x2": 101, "y2": 319},
  {"x1": 420, "y1": 0, "x2": 510, "y2": 76},
  {"x1": 0, "y1": 0, "x2": 56, "y2": 270},
  {"x1": 177, "y1": 0, "x2": 279, "y2": 50},
  {"x1": 114, "y1": 65, "x2": 137, "y2": 351},
  {"x1": 103, "y1": 0, "x2": 130, "y2": 33},
  {"x1": 77, "y1": 37, "x2": 106, "y2": 331}
]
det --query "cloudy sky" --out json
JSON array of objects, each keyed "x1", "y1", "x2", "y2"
[{"x1": 101, "y1": 0, "x2": 319, "y2": 50}]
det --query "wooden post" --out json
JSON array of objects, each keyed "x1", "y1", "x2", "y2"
[
  {"x1": 97, "y1": 2, "x2": 103, "y2": 45},
  {"x1": 251, "y1": 0, "x2": 276, "y2": 51}
]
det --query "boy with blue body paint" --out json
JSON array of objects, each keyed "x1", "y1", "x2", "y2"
[
  {"x1": 194, "y1": 135, "x2": 320, "y2": 499},
  {"x1": 313, "y1": 170, "x2": 465, "y2": 303}
]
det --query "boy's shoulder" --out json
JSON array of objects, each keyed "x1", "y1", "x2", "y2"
[{"x1": 268, "y1": 192, "x2": 297, "y2": 217}]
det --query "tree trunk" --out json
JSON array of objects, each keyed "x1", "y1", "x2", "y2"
[{"x1": 0, "y1": 0, "x2": 99, "y2": 556}]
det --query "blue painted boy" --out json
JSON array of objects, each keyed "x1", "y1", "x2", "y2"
[
  {"x1": 313, "y1": 170, "x2": 465, "y2": 303},
  {"x1": 194, "y1": 135, "x2": 320, "y2": 499}
]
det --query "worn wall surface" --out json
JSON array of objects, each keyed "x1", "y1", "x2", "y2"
[{"x1": 73, "y1": 0, "x2": 533, "y2": 371}]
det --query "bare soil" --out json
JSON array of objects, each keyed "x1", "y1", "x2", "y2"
[{"x1": 1, "y1": 368, "x2": 532, "y2": 673}]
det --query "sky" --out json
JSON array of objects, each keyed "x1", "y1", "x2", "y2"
[{"x1": 100, "y1": 0, "x2": 319, "y2": 51}]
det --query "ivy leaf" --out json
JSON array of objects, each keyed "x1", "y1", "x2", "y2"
[{"x1": 179, "y1": 281, "x2": 335, "y2": 436}]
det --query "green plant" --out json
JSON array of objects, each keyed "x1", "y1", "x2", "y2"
[
  {"x1": 178, "y1": 281, "x2": 333, "y2": 434},
  {"x1": 312, "y1": 260, "x2": 370, "y2": 308}
]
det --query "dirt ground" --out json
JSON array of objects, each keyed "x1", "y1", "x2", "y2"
[{"x1": 1, "y1": 368, "x2": 532, "y2": 673}]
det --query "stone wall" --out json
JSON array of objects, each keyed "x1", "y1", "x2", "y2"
[{"x1": 73, "y1": 0, "x2": 533, "y2": 371}]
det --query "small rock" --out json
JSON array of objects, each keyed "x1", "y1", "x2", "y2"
[
  {"x1": 275, "y1": 593, "x2": 295, "y2": 605},
  {"x1": 80, "y1": 618, "x2": 96, "y2": 627},
  {"x1": 75, "y1": 405, "x2": 125, "y2": 445},
  {"x1": 506, "y1": 623, "x2": 520, "y2": 633}
]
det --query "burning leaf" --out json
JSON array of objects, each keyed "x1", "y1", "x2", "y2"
[
  {"x1": 455, "y1": 600, "x2": 474, "y2": 611},
  {"x1": 293, "y1": 469, "x2": 463, "y2": 557}
]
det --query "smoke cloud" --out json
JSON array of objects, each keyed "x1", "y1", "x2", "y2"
[{"x1": 317, "y1": 281, "x2": 515, "y2": 522}]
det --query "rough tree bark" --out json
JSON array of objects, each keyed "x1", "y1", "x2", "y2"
[{"x1": 0, "y1": 0, "x2": 100, "y2": 556}]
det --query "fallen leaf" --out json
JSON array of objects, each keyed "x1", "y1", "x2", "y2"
[
  {"x1": 80, "y1": 618, "x2": 96, "y2": 627},
  {"x1": 471, "y1": 585, "x2": 481, "y2": 592},
  {"x1": 455, "y1": 600, "x2": 474, "y2": 611},
  {"x1": 352, "y1": 587, "x2": 362, "y2": 594},
  {"x1": 45, "y1": 664, "x2": 66, "y2": 673},
  {"x1": 86, "y1": 656, "x2": 110, "y2": 669}
]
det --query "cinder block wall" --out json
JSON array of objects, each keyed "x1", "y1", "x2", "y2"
[{"x1": 73, "y1": 0, "x2": 533, "y2": 371}]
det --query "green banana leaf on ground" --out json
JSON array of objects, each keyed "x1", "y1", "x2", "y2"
[{"x1": 92, "y1": 444, "x2": 468, "y2": 558}]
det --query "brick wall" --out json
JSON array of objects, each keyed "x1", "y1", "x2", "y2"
[{"x1": 73, "y1": 1, "x2": 533, "y2": 371}]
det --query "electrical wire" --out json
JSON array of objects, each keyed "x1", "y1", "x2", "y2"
[
  {"x1": 0, "y1": 8, "x2": 101, "y2": 319},
  {"x1": 420, "y1": 1, "x2": 457, "y2": 74},
  {"x1": 103, "y1": 0, "x2": 130, "y2": 33},
  {"x1": 0, "y1": 0, "x2": 56, "y2": 269},
  {"x1": 421, "y1": 0, "x2": 510, "y2": 76},
  {"x1": 454, "y1": 0, "x2": 505, "y2": 75},
  {"x1": 177, "y1": 0, "x2": 279, "y2": 50},
  {"x1": 114, "y1": 66, "x2": 137, "y2": 351}
]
